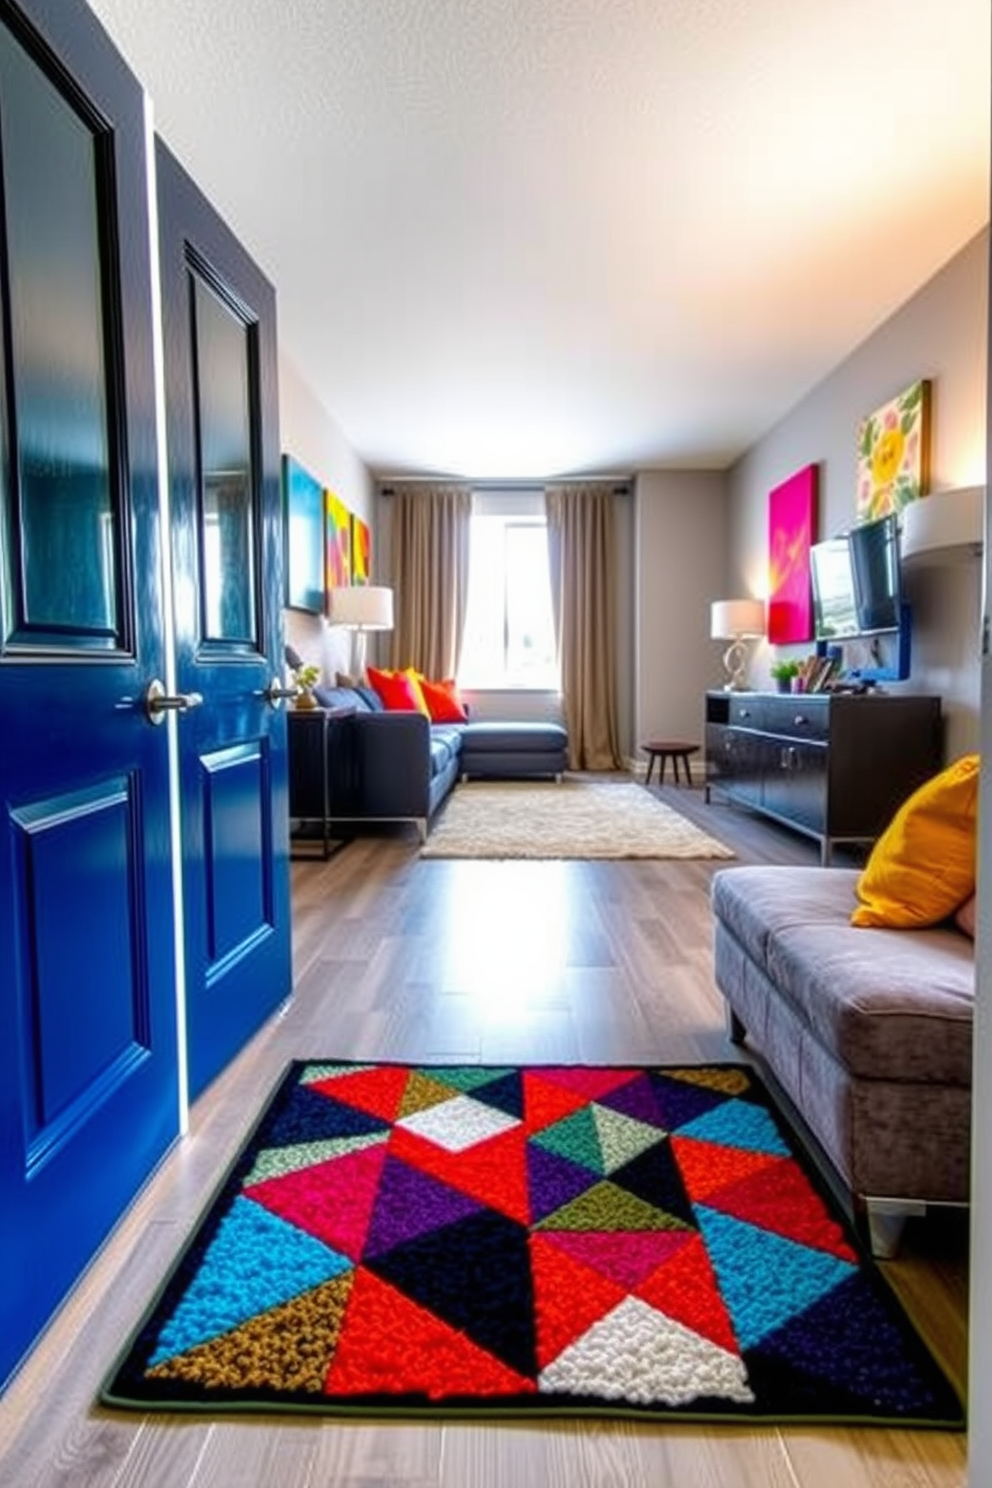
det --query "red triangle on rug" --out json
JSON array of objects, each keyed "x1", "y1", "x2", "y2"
[
  {"x1": 248, "y1": 1143, "x2": 387, "y2": 1260},
  {"x1": 700, "y1": 1157, "x2": 859, "y2": 1261},
  {"x1": 529, "y1": 1234, "x2": 627, "y2": 1368},
  {"x1": 541, "y1": 1227, "x2": 694, "y2": 1291},
  {"x1": 670, "y1": 1134, "x2": 781, "y2": 1202},
  {"x1": 522, "y1": 1072, "x2": 593, "y2": 1133},
  {"x1": 325, "y1": 1267, "x2": 537, "y2": 1399},
  {"x1": 390, "y1": 1123, "x2": 531, "y2": 1225},
  {"x1": 309, "y1": 1065, "x2": 413, "y2": 1123},
  {"x1": 634, "y1": 1231, "x2": 741, "y2": 1356}
]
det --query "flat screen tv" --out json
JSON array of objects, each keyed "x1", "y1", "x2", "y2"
[
  {"x1": 849, "y1": 511, "x2": 902, "y2": 634},
  {"x1": 810, "y1": 536, "x2": 860, "y2": 640}
]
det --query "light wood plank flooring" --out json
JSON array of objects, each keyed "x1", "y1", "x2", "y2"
[{"x1": 0, "y1": 780, "x2": 970, "y2": 1488}]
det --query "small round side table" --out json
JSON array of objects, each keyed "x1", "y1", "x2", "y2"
[{"x1": 641, "y1": 739, "x2": 700, "y2": 787}]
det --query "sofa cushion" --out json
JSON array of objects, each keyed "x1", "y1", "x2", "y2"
[
  {"x1": 312, "y1": 684, "x2": 376, "y2": 712},
  {"x1": 416, "y1": 674, "x2": 469, "y2": 723},
  {"x1": 460, "y1": 721, "x2": 568, "y2": 754},
  {"x1": 712, "y1": 865, "x2": 974, "y2": 1086},
  {"x1": 367, "y1": 665, "x2": 430, "y2": 714},
  {"x1": 851, "y1": 753, "x2": 979, "y2": 929}
]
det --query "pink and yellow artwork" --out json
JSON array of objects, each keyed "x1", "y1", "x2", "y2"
[
  {"x1": 856, "y1": 379, "x2": 930, "y2": 520},
  {"x1": 325, "y1": 490, "x2": 351, "y2": 595},
  {"x1": 351, "y1": 514, "x2": 371, "y2": 584},
  {"x1": 768, "y1": 464, "x2": 817, "y2": 645}
]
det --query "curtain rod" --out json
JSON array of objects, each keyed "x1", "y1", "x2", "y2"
[{"x1": 379, "y1": 477, "x2": 632, "y2": 496}]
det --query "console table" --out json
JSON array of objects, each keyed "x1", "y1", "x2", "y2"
[
  {"x1": 287, "y1": 705, "x2": 355, "y2": 859},
  {"x1": 704, "y1": 690, "x2": 942, "y2": 863}
]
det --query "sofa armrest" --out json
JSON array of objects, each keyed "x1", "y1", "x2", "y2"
[{"x1": 348, "y1": 710, "x2": 433, "y2": 819}]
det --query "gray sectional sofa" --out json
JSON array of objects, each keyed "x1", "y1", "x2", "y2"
[
  {"x1": 309, "y1": 684, "x2": 568, "y2": 839},
  {"x1": 711, "y1": 864, "x2": 974, "y2": 1255}
]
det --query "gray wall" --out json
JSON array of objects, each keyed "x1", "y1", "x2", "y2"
[
  {"x1": 279, "y1": 351, "x2": 376, "y2": 681},
  {"x1": 632, "y1": 471, "x2": 729, "y2": 770},
  {"x1": 726, "y1": 228, "x2": 988, "y2": 762}
]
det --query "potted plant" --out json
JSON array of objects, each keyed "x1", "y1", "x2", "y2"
[
  {"x1": 292, "y1": 662, "x2": 321, "y2": 709},
  {"x1": 770, "y1": 659, "x2": 800, "y2": 694}
]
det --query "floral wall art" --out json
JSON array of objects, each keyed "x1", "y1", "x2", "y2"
[
  {"x1": 767, "y1": 463, "x2": 817, "y2": 644},
  {"x1": 856, "y1": 378, "x2": 930, "y2": 519}
]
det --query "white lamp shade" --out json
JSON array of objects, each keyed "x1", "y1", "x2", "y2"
[
  {"x1": 710, "y1": 598, "x2": 765, "y2": 640},
  {"x1": 328, "y1": 584, "x2": 394, "y2": 630}
]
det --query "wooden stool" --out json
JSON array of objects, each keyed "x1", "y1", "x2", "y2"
[{"x1": 642, "y1": 739, "x2": 699, "y2": 787}]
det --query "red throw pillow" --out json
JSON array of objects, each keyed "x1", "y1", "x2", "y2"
[
  {"x1": 367, "y1": 665, "x2": 427, "y2": 714},
  {"x1": 417, "y1": 675, "x2": 468, "y2": 723}
]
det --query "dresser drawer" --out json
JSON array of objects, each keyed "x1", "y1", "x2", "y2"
[{"x1": 728, "y1": 694, "x2": 829, "y2": 741}]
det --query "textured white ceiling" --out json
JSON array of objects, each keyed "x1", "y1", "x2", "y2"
[{"x1": 85, "y1": 0, "x2": 990, "y2": 478}]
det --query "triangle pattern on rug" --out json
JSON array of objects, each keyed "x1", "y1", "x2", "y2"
[
  {"x1": 247, "y1": 1143, "x2": 388, "y2": 1261},
  {"x1": 148, "y1": 1196, "x2": 352, "y2": 1366},
  {"x1": 149, "y1": 1274, "x2": 355, "y2": 1392},
  {"x1": 529, "y1": 1233, "x2": 628, "y2": 1367},
  {"x1": 366, "y1": 1209, "x2": 538, "y2": 1378},
  {"x1": 103, "y1": 1060, "x2": 964, "y2": 1429},
  {"x1": 538, "y1": 1295, "x2": 754, "y2": 1407},
  {"x1": 536, "y1": 1179, "x2": 693, "y2": 1235},
  {"x1": 326, "y1": 1267, "x2": 537, "y2": 1399},
  {"x1": 695, "y1": 1205, "x2": 857, "y2": 1351}
]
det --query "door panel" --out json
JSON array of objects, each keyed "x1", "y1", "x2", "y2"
[
  {"x1": 0, "y1": 0, "x2": 179, "y2": 1390},
  {"x1": 156, "y1": 141, "x2": 291, "y2": 1101}
]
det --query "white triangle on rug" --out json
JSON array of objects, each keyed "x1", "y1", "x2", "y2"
[{"x1": 538, "y1": 1294, "x2": 754, "y2": 1406}]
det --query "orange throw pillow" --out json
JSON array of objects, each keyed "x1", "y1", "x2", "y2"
[
  {"x1": 417, "y1": 675, "x2": 468, "y2": 724},
  {"x1": 367, "y1": 665, "x2": 427, "y2": 714}
]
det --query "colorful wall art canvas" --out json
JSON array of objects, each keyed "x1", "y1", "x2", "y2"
[
  {"x1": 325, "y1": 490, "x2": 352, "y2": 595},
  {"x1": 282, "y1": 455, "x2": 325, "y2": 613},
  {"x1": 856, "y1": 379, "x2": 930, "y2": 520},
  {"x1": 351, "y1": 514, "x2": 371, "y2": 584},
  {"x1": 768, "y1": 464, "x2": 817, "y2": 644}
]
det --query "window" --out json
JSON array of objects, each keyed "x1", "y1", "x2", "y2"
[{"x1": 458, "y1": 495, "x2": 558, "y2": 690}]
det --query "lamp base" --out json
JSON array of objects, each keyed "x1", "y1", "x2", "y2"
[
  {"x1": 351, "y1": 629, "x2": 369, "y2": 682},
  {"x1": 722, "y1": 638, "x2": 750, "y2": 692}
]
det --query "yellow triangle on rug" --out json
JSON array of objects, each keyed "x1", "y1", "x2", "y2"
[{"x1": 420, "y1": 779, "x2": 735, "y2": 860}]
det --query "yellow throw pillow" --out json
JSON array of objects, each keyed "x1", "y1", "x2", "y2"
[{"x1": 851, "y1": 754, "x2": 980, "y2": 928}]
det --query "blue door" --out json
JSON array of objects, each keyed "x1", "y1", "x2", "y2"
[
  {"x1": 156, "y1": 142, "x2": 292, "y2": 1100},
  {"x1": 0, "y1": 0, "x2": 179, "y2": 1388}
]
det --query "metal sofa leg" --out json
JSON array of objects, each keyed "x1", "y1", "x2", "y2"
[
  {"x1": 726, "y1": 1008, "x2": 747, "y2": 1045},
  {"x1": 857, "y1": 1197, "x2": 926, "y2": 1258}
]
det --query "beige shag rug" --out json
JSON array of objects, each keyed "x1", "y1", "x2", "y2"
[{"x1": 420, "y1": 778, "x2": 735, "y2": 860}]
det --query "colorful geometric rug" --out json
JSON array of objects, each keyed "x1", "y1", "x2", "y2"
[{"x1": 102, "y1": 1061, "x2": 964, "y2": 1426}]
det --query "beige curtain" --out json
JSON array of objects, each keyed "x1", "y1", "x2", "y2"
[
  {"x1": 545, "y1": 482, "x2": 622, "y2": 771},
  {"x1": 388, "y1": 483, "x2": 472, "y2": 678}
]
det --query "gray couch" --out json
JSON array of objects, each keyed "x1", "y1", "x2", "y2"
[
  {"x1": 310, "y1": 684, "x2": 568, "y2": 839},
  {"x1": 711, "y1": 864, "x2": 974, "y2": 1255}
]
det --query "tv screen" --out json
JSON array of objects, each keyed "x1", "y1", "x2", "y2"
[
  {"x1": 810, "y1": 537, "x2": 860, "y2": 640},
  {"x1": 850, "y1": 512, "x2": 901, "y2": 634}
]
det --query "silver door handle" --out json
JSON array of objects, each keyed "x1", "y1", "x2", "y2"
[
  {"x1": 263, "y1": 677, "x2": 300, "y2": 708},
  {"x1": 145, "y1": 678, "x2": 204, "y2": 725}
]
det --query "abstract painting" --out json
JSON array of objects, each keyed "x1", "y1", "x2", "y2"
[
  {"x1": 282, "y1": 455, "x2": 325, "y2": 613},
  {"x1": 325, "y1": 490, "x2": 352, "y2": 594},
  {"x1": 767, "y1": 464, "x2": 817, "y2": 645},
  {"x1": 352, "y1": 514, "x2": 371, "y2": 585},
  {"x1": 856, "y1": 379, "x2": 930, "y2": 520}
]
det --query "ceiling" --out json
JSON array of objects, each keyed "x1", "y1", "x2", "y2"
[{"x1": 84, "y1": 0, "x2": 990, "y2": 481}]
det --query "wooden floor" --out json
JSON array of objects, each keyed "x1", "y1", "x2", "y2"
[{"x1": 0, "y1": 780, "x2": 970, "y2": 1487}]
